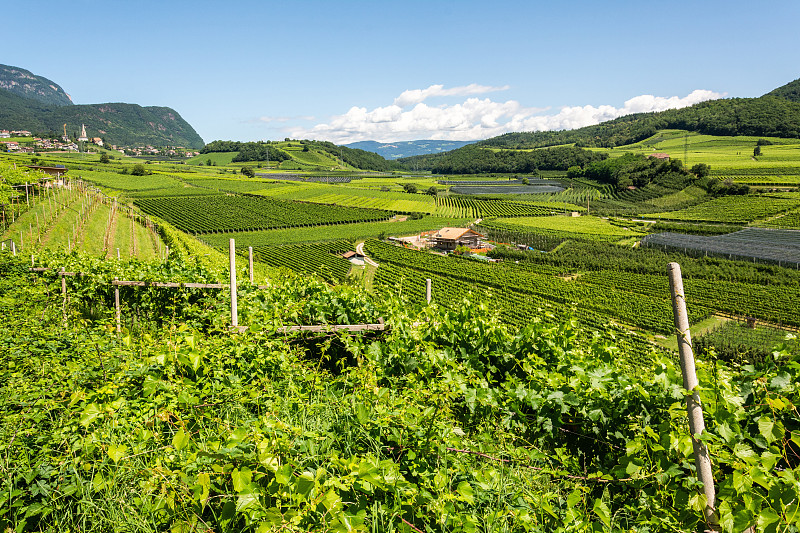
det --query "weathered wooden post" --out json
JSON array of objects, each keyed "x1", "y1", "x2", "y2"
[
  {"x1": 114, "y1": 278, "x2": 121, "y2": 334},
  {"x1": 61, "y1": 267, "x2": 67, "y2": 326},
  {"x1": 229, "y1": 238, "x2": 238, "y2": 328},
  {"x1": 11, "y1": 240, "x2": 16, "y2": 256},
  {"x1": 117, "y1": 248, "x2": 120, "y2": 260},
  {"x1": 667, "y1": 262, "x2": 718, "y2": 529},
  {"x1": 165, "y1": 246, "x2": 169, "y2": 260},
  {"x1": 426, "y1": 278, "x2": 432, "y2": 303},
  {"x1": 248, "y1": 246, "x2": 254, "y2": 284}
]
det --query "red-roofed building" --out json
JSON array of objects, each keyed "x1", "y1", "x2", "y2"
[{"x1": 429, "y1": 227, "x2": 484, "y2": 251}]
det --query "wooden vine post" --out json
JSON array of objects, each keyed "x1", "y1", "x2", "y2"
[
  {"x1": 114, "y1": 277, "x2": 121, "y2": 334},
  {"x1": 426, "y1": 278, "x2": 432, "y2": 303},
  {"x1": 249, "y1": 246, "x2": 254, "y2": 284},
  {"x1": 229, "y1": 238, "x2": 238, "y2": 328},
  {"x1": 667, "y1": 262, "x2": 718, "y2": 529},
  {"x1": 60, "y1": 267, "x2": 67, "y2": 326}
]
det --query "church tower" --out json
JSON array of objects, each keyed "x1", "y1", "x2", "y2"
[{"x1": 78, "y1": 124, "x2": 88, "y2": 142}]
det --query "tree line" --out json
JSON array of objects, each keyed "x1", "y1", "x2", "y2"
[{"x1": 398, "y1": 145, "x2": 607, "y2": 174}]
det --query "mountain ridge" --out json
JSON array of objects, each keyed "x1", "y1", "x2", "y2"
[
  {"x1": 344, "y1": 139, "x2": 477, "y2": 159},
  {"x1": 0, "y1": 64, "x2": 73, "y2": 107},
  {"x1": 0, "y1": 64, "x2": 204, "y2": 148}
]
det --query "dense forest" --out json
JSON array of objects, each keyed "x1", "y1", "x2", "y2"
[
  {"x1": 571, "y1": 153, "x2": 703, "y2": 190},
  {"x1": 398, "y1": 144, "x2": 607, "y2": 174}
]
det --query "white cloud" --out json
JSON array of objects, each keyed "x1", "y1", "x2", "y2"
[
  {"x1": 393, "y1": 83, "x2": 511, "y2": 107},
  {"x1": 285, "y1": 85, "x2": 725, "y2": 144}
]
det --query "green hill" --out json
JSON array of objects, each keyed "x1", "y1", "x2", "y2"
[
  {"x1": 398, "y1": 77, "x2": 800, "y2": 173},
  {"x1": 0, "y1": 63, "x2": 204, "y2": 148},
  {"x1": 0, "y1": 89, "x2": 204, "y2": 148},
  {"x1": 764, "y1": 77, "x2": 800, "y2": 103},
  {"x1": 199, "y1": 139, "x2": 403, "y2": 172}
]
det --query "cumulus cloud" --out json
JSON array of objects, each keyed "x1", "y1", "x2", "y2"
[{"x1": 285, "y1": 85, "x2": 725, "y2": 144}]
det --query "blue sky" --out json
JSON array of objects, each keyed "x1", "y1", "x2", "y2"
[{"x1": 4, "y1": 0, "x2": 799, "y2": 145}]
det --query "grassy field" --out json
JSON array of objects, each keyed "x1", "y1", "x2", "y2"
[
  {"x1": 185, "y1": 151, "x2": 239, "y2": 166},
  {"x1": 491, "y1": 214, "x2": 647, "y2": 237}
]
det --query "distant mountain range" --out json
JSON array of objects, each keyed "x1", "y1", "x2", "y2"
[
  {"x1": 0, "y1": 64, "x2": 204, "y2": 148},
  {"x1": 344, "y1": 139, "x2": 477, "y2": 159}
]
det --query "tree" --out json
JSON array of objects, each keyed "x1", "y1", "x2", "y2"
[
  {"x1": 426, "y1": 186, "x2": 438, "y2": 196},
  {"x1": 241, "y1": 166, "x2": 255, "y2": 178},
  {"x1": 403, "y1": 183, "x2": 417, "y2": 194},
  {"x1": 99, "y1": 153, "x2": 110, "y2": 164},
  {"x1": 521, "y1": 177, "x2": 530, "y2": 185},
  {"x1": 566, "y1": 165, "x2": 583, "y2": 179},
  {"x1": 131, "y1": 164, "x2": 146, "y2": 176},
  {"x1": 206, "y1": 158, "x2": 213, "y2": 166},
  {"x1": 754, "y1": 145, "x2": 762, "y2": 157},
  {"x1": 690, "y1": 163, "x2": 710, "y2": 177}
]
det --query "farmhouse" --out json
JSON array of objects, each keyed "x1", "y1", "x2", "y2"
[
  {"x1": 648, "y1": 153, "x2": 670, "y2": 160},
  {"x1": 429, "y1": 227, "x2": 485, "y2": 251}
]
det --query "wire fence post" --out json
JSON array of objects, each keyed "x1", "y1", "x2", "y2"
[
  {"x1": 248, "y1": 246, "x2": 254, "y2": 284},
  {"x1": 114, "y1": 277, "x2": 121, "y2": 334},
  {"x1": 426, "y1": 278, "x2": 432, "y2": 303},
  {"x1": 667, "y1": 262, "x2": 718, "y2": 529},
  {"x1": 229, "y1": 238, "x2": 238, "y2": 328}
]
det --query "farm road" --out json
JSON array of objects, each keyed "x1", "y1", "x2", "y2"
[{"x1": 356, "y1": 242, "x2": 379, "y2": 267}]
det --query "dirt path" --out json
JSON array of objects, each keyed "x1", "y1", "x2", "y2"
[{"x1": 355, "y1": 242, "x2": 379, "y2": 267}]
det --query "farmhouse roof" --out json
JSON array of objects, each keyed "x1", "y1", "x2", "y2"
[
  {"x1": 433, "y1": 227, "x2": 484, "y2": 240},
  {"x1": 649, "y1": 153, "x2": 670, "y2": 160}
]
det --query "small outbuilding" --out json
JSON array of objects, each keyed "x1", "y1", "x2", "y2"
[{"x1": 342, "y1": 250, "x2": 366, "y2": 265}]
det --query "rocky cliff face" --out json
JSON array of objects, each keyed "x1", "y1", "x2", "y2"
[{"x1": 0, "y1": 64, "x2": 74, "y2": 107}]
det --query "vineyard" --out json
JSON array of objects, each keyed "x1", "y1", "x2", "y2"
[
  {"x1": 448, "y1": 184, "x2": 565, "y2": 195},
  {"x1": 6, "y1": 125, "x2": 800, "y2": 532},
  {"x1": 363, "y1": 239, "x2": 708, "y2": 339},
  {"x1": 249, "y1": 240, "x2": 355, "y2": 283},
  {"x1": 642, "y1": 228, "x2": 800, "y2": 267},
  {"x1": 133, "y1": 194, "x2": 392, "y2": 234},
  {"x1": 643, "y1": 193, "x2": 800, "y2": 224},
  {"x1": 761, "y1": 208, "x2": 800, "y2": 229},
  {"x1": 433, "y1": 196, "x2": 562, "y2": 218},
  {"x1": 198, "y1": 216, "x2": 471, "y2": 248},
  {"x1": 3, "y1": 251, "x2": 799, "y2": 532}
]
